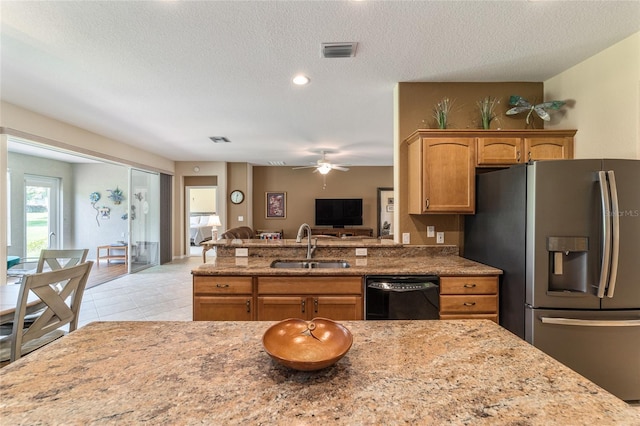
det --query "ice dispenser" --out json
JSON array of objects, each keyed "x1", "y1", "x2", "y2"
[{"x1": 547, "y1": 237, "x2": 589, "y2": 293}]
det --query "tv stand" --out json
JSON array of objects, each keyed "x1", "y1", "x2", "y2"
[{"x1": 311, "y1": 227, "x2": 373, "y2": 238}]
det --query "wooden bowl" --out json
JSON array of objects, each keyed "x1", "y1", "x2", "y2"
[{"x1": 262, "y1": 317, "x2": 353, "y2": 371}]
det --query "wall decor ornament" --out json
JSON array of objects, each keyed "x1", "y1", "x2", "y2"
[
  {"x1": 506, "y1": 95, "x2": 566, "y2": 128},
  {"x1": 98, "y1": 206, "x2": 111, "y2": 219},
  {"x1": 89, "y1": 192, "x2": 101, "y2": 226},
  {"x1": 107, "y1": 187, "x2": 125, "y2": 205}
]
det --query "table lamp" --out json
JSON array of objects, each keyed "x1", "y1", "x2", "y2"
[{"x1": 208, "y1": 214, "x2": 222, "y2": 240}]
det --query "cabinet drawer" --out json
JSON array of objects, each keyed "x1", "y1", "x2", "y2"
[
  {"x1": 440, "y1": 276, "x2": 498, "y2": 294},
  {"x1": 476, "y1": 137, "x2": 522, "y2": 166},
  {"x1": 258, "y1": 276, "x2": 362, "y2": 295},
  {"x1": 439, "y1": 295, "x2": 498, "y2": 314},
  {"x1": 194, "y1": 276, "x2": 253, "y2": 294}
]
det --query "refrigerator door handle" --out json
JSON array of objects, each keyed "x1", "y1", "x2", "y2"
[
  {"x1": 606, "y1": 170, "x2": 620, "y2": 298},
  {"x1": 597, "y1": 171, "x2": 612, "y2": 298},
  {"x1": 541, "y1": 317, "x2": 640, "y2": 327}
]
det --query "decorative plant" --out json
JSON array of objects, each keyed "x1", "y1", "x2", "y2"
[
  {"x1": 89, "y1": 192, "x2": 101, "y2": 226},
  {"x1": 433, "y1": 97, "x2": 454, "y2": 129},
  {"x1": 107, "y1": 187, "x2": 124, "y2": 205},
  {"x1": 477, "y1": 96, "x2": 499, "y2": 129}
]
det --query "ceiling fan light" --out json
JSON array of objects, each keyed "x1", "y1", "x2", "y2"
[{"x1": 318, "y1": 164, "x2": 332, "y2": 174}]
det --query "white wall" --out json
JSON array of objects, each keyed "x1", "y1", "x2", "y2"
[
  {"x1": 73, "y1": 163, "x2": 129, "y2": 259},
  {"x1": 545, "y1": 32, "x2": 640, "y2": 159}
]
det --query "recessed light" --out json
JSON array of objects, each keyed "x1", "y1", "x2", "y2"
[{"x1": 292, "y1": 74, "x2": 310, "y2": 85}]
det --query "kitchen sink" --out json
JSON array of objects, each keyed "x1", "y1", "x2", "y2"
[{"x1": 270, "y1": 260, "x2": 351, "y2": 269}]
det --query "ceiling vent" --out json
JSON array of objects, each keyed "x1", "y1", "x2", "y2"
[
  {"x1": 321, "y1": 42, "x2": 357, "y2": 58},
  {"x1": 268, "y1": 161, "x2": 286, "y2": 166},
  {"x1": 209, "y1": 136, "x2": 231, "y2": 143}
]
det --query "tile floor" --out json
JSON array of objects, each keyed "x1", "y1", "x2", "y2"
[{"x1": 77, "y1": 256, "x2": 199, "y2": 328}]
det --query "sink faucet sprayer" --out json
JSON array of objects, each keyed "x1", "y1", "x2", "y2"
[{"x1": 296, "y1": 223, "x2": 317, "y2": 259}]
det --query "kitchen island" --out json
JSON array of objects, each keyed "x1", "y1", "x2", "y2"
[{"x1": 1, "y1": 320, "x2": 637, "y2": 424}]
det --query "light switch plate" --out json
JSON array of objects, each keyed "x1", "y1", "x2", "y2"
[
  {"x1": 402, "y1": 233, "x2": 410, "y2": 244},
  {"x1": 238, "y1": 216, "x2": 244, "y2": 222},
  {"x1": 436, "y1": 232, "x2": 445, "y2": 244},
  {"x1": 355, "y1": 248, "x2": 367, "y2": 256},
  {"x1": 235, "y1": 248, "x2": 249, "y2": 257},
  {"x1": 427, "y1": 226, "x2": 435, "y2": 238}
]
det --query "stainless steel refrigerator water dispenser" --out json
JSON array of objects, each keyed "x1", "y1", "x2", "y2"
[{"x1": 547, "y1": 236, "x2": 588, "y2": 293}]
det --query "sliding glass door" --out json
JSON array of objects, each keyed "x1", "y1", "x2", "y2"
[
  {"x1": 24, "y1": 175, "x2": 60, "y2": 257},
  {"x1": 129, "y1": 169, "x2": 160, "y2": 273}
]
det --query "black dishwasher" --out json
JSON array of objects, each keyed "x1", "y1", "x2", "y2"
[{"x1": 365, "y1": 275, "x2": 440, "y2": 320}]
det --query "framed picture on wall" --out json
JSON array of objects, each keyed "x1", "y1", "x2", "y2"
[{"x1": 266, "y1": 192, "x2": 286, "y2": 219}]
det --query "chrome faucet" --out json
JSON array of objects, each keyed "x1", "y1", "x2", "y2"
[{"x1": 296, "y1": 223, "x2": 316, "y2": 259}]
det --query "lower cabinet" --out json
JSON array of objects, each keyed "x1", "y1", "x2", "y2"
[
  {"x1": 257, "y1": 276, "x2": 363, "y2": 321},
  {"x1": 193, "y1": 276, "x2": 254, "y2": 321},
  {"x1": 439, "y1": 276, "x2": 499, "y2": 323}
]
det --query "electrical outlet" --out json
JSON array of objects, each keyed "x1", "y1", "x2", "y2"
[
  {"x1": 427, "y1": 226, "x2": 435, "y2": 238},
  {"x1": 238, "y1": 215, "x2": 244, "y2": 222},
  {"x1": 436, "y1": 232, "x2": 445, "y2": 244},
  {"x1": 402, "y1": 233, "x2": 410, "y2": 244},
  {"x1": 235, "y1": 248, "x2": 249, "y2": 257},
  {"x1": 355, "y1": 248, "x2": 367, "y2": 256}
]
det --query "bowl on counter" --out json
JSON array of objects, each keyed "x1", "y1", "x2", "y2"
[{"x1": 262, "y1": 317, "x2": 353, "y2": 371}]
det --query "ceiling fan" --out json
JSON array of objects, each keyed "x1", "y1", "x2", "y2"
[{"x1": 292, "y1": 151, "x2": 350, "y2": 175}]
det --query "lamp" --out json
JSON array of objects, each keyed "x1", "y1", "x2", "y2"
[
  {"x1": 208, "y1": 214, "x2": 222, "y2": 240},
  {"x1": 318, "y1": 163, "x2": 332, "y2": 175}
]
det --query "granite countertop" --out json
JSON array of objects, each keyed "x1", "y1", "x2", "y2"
[
  {"x1": 192, "y1": 254, "x2": 502, "y2": 276},
  {"x1": 1, "y1": 320, "x2": 637, "y2": 424}
]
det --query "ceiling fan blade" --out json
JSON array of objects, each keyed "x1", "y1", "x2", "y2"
[
  {"x1": 292, "y1": 165, "x2": 317, "y2": 170},
  {"x1": 332, "y1": 165, "x2": 350, "y2": 171}
]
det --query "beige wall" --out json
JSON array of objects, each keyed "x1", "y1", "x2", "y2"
[
  {"x1": 395, "y1": 82, "x2": 545, "y2": 247},
  {"x1": 544, "y1": 32, "x2": 640, "y2": 159},
  {"x1": 252, "y1": 166, "x2": 393, "y2": 239}
]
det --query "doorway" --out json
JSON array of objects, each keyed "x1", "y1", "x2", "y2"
[
  {"x1": 186, "y1": 186, "x2": 218, "y2": 256},
  {"x1": 24, "y1": 175, "x2": 60, "y2": 257}
]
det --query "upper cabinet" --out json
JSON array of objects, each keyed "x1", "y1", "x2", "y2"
[
  {"x1": 407, "y1": 134, "x2": 476, "y2": 214},
  {"x1": 476, "y1": 130, "x2": 576, "y2": 167},
  {"x1": 406, "y1": 130, "x2": 576, "y2": 214}
]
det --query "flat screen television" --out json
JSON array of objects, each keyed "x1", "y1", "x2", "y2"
[{"x1": 315, "y1": 198, "x2": 363, "y2": 228}]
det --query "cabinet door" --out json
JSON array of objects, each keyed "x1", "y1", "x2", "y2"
[
  {"x1": 257, "y1": 296, "x2": 305, "y2": 321},
  {"x1": 476, "y1": 137, "x2": 523, "y2": 166},
  {"x1": 194, "y1": 296, "x2": 253, "y2": 321},
  {"x1": 525, "y1": 137, "x2": 573, "y2": 161},
  {"x1": 422, "y1": 138, "x2": 475, "y2": 213},
  {"x1": 314, "y1": 296, "x2": 363, "y2": 320}
]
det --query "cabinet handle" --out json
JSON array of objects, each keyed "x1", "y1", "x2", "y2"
[
  {"x1": 246, "y1": 300, "x2": 251, "y2": 313},
  {"x1": 463, "y1": 283, "x2": 477, "y2": 288},
  {"x1": 463, "y1": 302, "x2": 476, "y2": 306},
  {"x1": 216, "y1": 283, "x2": 230, "y2": 288},
  {"x1": 301, "y1": 300, "x2": 306, "y2": 313},
  {"x1": 516, "y1": 151, "x2": 521, "y2": 162},
  {"x1": 528, "y1": 151, "x2": 532, "y2": 162},
  {"x1": 314, "y1": 298, "x2": 319, "y2": 314},
  {"x1": 425, "y1": 198, "x2": 430, "y2": 209}
]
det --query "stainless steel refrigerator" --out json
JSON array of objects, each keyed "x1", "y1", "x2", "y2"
[{"x1": 464, "y1": 159, "x2": 640, "y2": 401}]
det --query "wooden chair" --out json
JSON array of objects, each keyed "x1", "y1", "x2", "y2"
[
  {"x1": 0, "y1": 261, "x2": 93, "y2": 363},
  {"x1": 7, "y1": 249, "x2": 89, "y2": 285}
]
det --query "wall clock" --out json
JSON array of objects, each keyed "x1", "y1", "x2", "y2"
[{"x1": 230, "y1": 190, "x2": 245, "y2": 204}]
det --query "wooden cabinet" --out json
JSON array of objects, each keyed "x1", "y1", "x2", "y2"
[
  {"x1": 257, "y1": 276, "x2": 363, "y2": 321},
  {"x1": 193, "y1": 276, "x2": 254, "y2": 321},
  {"x1": 407, "y1": 135, "x2": 476, "y2": 214},
  {"x1": 439, "y1": 275, "x2": 499, "y2": 323},
  {"x1": 476, "y1": 130, "x2": 575, "y2": 167}
]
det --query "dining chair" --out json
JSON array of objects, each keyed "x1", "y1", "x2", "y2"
[
  {"x1": 6, "y1": 249, "x2": 89, "y2": 285},
  {"x1": 0, "y1": 261, "x2": 93, "y2": 363}
]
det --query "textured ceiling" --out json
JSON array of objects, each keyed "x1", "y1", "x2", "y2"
[{"x1": 1, "y1": 1, "x2": 639, "y2": 167}]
